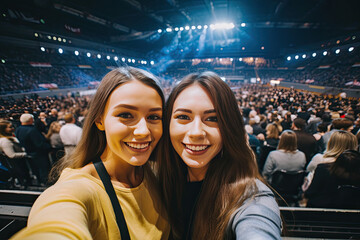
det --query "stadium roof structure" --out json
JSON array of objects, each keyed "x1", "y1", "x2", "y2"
[{"x1": 1, "y1": 0, "x2": 360, "y2": 58}]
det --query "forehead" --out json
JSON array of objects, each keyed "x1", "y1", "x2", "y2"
[
  {"x1": 106, "y1": 80, "x2": 162, "y2": 108},
  {"x1": 173, "y1": 84, "x2": 214, "y2": 109}
]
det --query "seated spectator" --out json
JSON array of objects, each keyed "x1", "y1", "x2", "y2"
[
  {"x1": 45, "y1": 121, "x2": 64, "y2": 163},
  {"x1": 264, "y1": 123, "x2": 280, "y2": 148},
  {"x1": 292, "y1": 118, "x2": 317, "y2": 164},
  {"x1": 322, "y1": 118, "x2": 354, "y2": 147},
  {"x1": 35, "y1": 112, "x2": 49, "y2": 135},
  {"x1": 59, "y1": 113, "x2": 82, "y2": 155},
  {"x1": 0, "y1": 120, "x2": 27, "y2": 159},
  {"x1": 262, "y1": 130, "x2": 306, "y2": 182},
  {"x1": 15, "y1": 114, "x2": 51, "y2": 185},
  {"x1": 313, "y1": 122, "x2": 328, "y2": 154},
  {"x1": 305, "y1": 150, "x2": 360, "y2": 209}
]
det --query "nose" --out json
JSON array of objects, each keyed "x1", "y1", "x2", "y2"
[
  {"x1": 133, "y1": 117, "x2": 150, "y2": 137},
  {"x1": 187, "y1": 117, "x2": 205, "y2": 138}
]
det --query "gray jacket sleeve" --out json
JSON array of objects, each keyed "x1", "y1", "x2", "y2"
[{"x1": 228, "y1": 180, "x2": 282, "y2": 240}]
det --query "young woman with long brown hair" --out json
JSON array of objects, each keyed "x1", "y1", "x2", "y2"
[
  {"x1": 12, "y1": 67, "x2": 170, "y2": 239},
  {"x1": 158, "y1": 72, "x2": 281, "y2": 239}
]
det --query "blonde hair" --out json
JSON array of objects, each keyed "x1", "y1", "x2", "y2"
[
  {"x1": 266, "y1": 123, "x2": 280, "y2": 139},
  {"x1": 323, "y1": 130, "x2": 358, "y2": 159}
]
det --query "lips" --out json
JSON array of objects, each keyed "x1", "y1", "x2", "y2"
[
  {"x1": 124, "y1": 142, "x2": 151, "y2": 152},
  {"x1": 183, "y1": 143, "x2": 210, "y2": 155}
]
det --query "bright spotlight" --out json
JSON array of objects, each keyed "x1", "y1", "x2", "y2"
[
  {"x1": 47, "y1": 35, "x2": 51, "y2": 40},
  {"x1": 128, "y1": 58, "x2": 132, "y2": 63},
  {"x1": 97, "y1": 54, "x2": 101, "y2": 59},
  {"x1": 114, "y1": 56, "x2": 118, "y2": 61},
  {"x1": 150, "y1": 60, "x2": 155, "y2": 65},
  {"x1": 229, "y1": 23, "x2": 235, "y2": 29},
  {"x1": 158, "y1": 29, "x2": 162, "y2": 33},
  {"x1": 63, "y1": 39, "x2": 66, "y2": 42},
  {"x1": 58, "y1": 37, "x2": 62, "y2": 42},
  {"x1": 323, "y1": 51, "x2": 328, "y2": 56},
  {"x1": 166, "y1": 28, "x2": 172, "y2": 32},
  {"x1": 295, "y1": 55, "x2": 299, "y2": 59},
  {"x1": 132, "y1": 59, "x2": 135, "y2": 63},
  {"x1": 53, "y1": 36, "x2": 57, "y2": 40},
  {"x1": 144, "y1": 61, "x2": 147, "y2": 64},
  {"x1": 191, "y1": 26, "x2": 196, "y2": 29},
  {"x1": 335, "y1": 49, "x2": 340, "y2": 54},
  {"x1": 87, "y1": 52, "x2": 91, "y2": 57},
  {"x1": 312, "y1": 52, "x2": 317, "y2": 57},
  {"x1": 241, "y1": 23, "x2": 246, "y2": 27},
  {"x1": 40, "y1": 47, "x2": 45, "y2": 52},
  {"x1": 349, "y1": 47, "x2": 354, "y2": 52},
  {"x1": 210, "y1": 23, "x2": 234, "y2": 30},
  {"x1": 34, "y1": 33, "x2": 39, "y2": 37},
  {"x1": 302, "y1": 54, "x2": 306, "y2": 58},
  {"x1": 58, "y1": 48, "x2": 63, "y2": 54},
  {"x1": 287, "y1": 56, "x2": 291, "y2": 61},
  {"x1": 74, "y1": 50, "x2": 79, "y2": 56},
  {"x1": 197, "y1": 25, "x2": 202, "y2": 29},
  {"x1": 204, "y1": 25, "x2": 208, "y2": 29},
  {"x1": 179, "y1": 27, "x2": 184, "y2": 31},
  {"x1": 230, "y1": 58, "x2": 233, "y2": 61},
  {"x1": 185, "y1": 26, "x2": 190, "y2": 30},
  {"x1": 121, "y1": 57, "x2": 125, "y2": 62},
  {"x1": 239, "y1": 58, "x2": 243, "y2": 61},
  {"x1": 175, "y1": 27, "x2": 179, "y2": 31},
  {"x1": 106, "y1": 55, "x2": 110, "y2": 60}
]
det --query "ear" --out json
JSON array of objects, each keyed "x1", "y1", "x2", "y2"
[{"x1": 95, "y1": 118, "x2": 105, "y2": 131}]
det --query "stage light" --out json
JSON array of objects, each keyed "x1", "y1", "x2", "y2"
[
  {"x1": 53, "y1": 36, "x2": 57, "y2": 40},
  {"x1": 335, "y1": 49, "x2": 340, "y2": 54},
  {"x1": 242, "y1": 47, "x2": 245, "y2": 50},
  {"x1": 302, "y1": 54, "x2": 306, "y2": 58},
  {"x1": 150, "y1": 60, "x2": 155, "y2": 65},
  {"x1": 106, "y1": 55, "x2": 110, "y2": 60},
  {"x1": 179, "y1": 27, "x2": 184, "y2": 31},
  {"x1": 287, "y1": 56, "x2": 291, "y2": 61},
  {"x1": 229, "y1": 23, "x2": 235, "y2": 29},
  {"x1": 239, "y1": 58, "x2": 243, "y2": 61},
  {"x1": 230, "y1": 58, "x2": 233, "y2": 61},
  {"x1": 197, "y1": 25, "x2": 202, "y2": 29},
  {"x1": 241, "y1": 23, "x2": 246, "y2": 27},
  {"x1": 132, "y1": 59, "x2": 135, "y2": 63},
  {"x1": 185, "y1": 26, "x2": 190, "y2": 30},
  {"x1": 349, "y1": 47, "x2": 354, "y2": 52},
  {"x1": 128, "y1": 58, "x2": 131, "y2": 63},
  {"x1": 63, "y1": 39, "x2": 66, "y2": 42},
  {"x1": 97, "y1": 54, "x2": 101, "y2": 59},
  {"x1": 166, "y1": 28, "x2": 172, "y2": 32},
  {"x1": 74, "y1": 50, "x2": 79, "y2": 56},
  {"x1": 352, "y1": 36, "x2": 356, "y2": 40},
  {"x1": 47, "y1": 36, "x2": 51, "y2": 39},
  {"x1": 204, "y1": 25, "x2": 208, "y2": 29},
  {"x1": 157, "y1": 29, "x2": 162, "y2": 33},
  {"x1": 40, "y1": 47, "x2": 45, "y2": 52},
  {"x1": 210, "y1": 23, "x2": 234, "y2": 30},
  {"x1": 34, "y1": 33, "x2": 39, "y2": 37},
  {"x1": 114, "y1": 56, "x2": 118, "y2": 61},
  {"x1": 175, "y1": 27, "x2": 179, "y2": 31},
  {"x1": 1, "y1": 59, "x2": 5, "y2": 64},
  {"x1": 191, "y1": 26, "x2": 196, "y2": 29},
  {"x1": 312, "y1": 53, "x2": 317, "y2": 57},
  {"x1": 323, "y1": 51, "x2": 328, "y2": 56},
  {"x1": 261, "y1": 46, "x2": 265, "y2": 50},
  {"x1": 58, "y1": 48, "x2": 63, "y2": 54},
  {"x1": 58, "y1": 37, "x2": 62, "y2": 42},
  {"x1": 87, "y1": 52, "x2": 91, "y2": 57},
  {"x1": 144, "y1": 61, "x2": 147, "y2": 64},
  {"x1": 121, "y1": 57, "x2": 125, "y2": 62},
  {"x1": 295, "y1": 55, "x2": 299, "y2": 59}
]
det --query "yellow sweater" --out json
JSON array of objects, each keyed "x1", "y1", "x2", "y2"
[{"x1": 12, "y1": 168, "x2": 170, "y2": 240}]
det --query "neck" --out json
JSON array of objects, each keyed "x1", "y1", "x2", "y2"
[
  {"x1": 100, "y1": 149, "x2": 143, "y2": 188},
  {"x1": 187, "y1": 166, "x2": 208, "y2": 182}
]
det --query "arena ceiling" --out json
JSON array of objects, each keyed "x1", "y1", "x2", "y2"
[{"x1": 2, "y1": 0, "x2": 360, "y2": 58}]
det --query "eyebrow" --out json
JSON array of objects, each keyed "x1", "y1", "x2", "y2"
[
  {"x1": 173, "y1": 108, "x2": 216, "y2": 114},
  {"x1": 114, "y1": 104, "x2": 162, "y2": 112}
]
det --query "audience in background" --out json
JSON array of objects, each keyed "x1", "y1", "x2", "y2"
[
  {"x1": 292, "y1": 118, "x2": 317, "y2": 164},
  {"x1": 59, "y1": 113, "x2": 82, "y2": 156}
]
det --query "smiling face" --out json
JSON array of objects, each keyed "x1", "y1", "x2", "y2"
[
  {"x1": 170, "y1": 84, "x2": 222, "y2": 180},
  {"x1": 97, "y1": 80, "x2": 163, "y2": 167}
]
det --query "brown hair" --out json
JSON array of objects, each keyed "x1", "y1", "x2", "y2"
[
  {"x1": 323, "y1": 130, "x2": 358, "y2": 159},
  {"x1": 49, "y1": 67, "x2": 165, "y2": 181},
  {"x1": 266, "y1": 123, "x2": 280, "y2": 139},
  {"x1": 277, "y1": 130, "x2": 297, "y2": 152},
  {"x1": 157, "y1": 72, "x2": 260, "y2": 239},
  {"x1": 0, "y1": 120, "x2": 12, "y2": 138},
  {"x1": 330, "y1": 150, "x2": 360, "y2": 184},
  {"x1": 331, "y1": 118, "x2": 353, "y2": 130}
]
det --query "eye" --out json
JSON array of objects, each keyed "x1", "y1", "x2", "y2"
[
  {"x1": 175, "y1": 115, "x2": 190, "y2": 120},
  {"x1": 117, "y1": 112, "x2": 133, "y2": 119},
  {"x1": 206, "y1": 116, "x2": 218, "y2": 122},
  {"x1": 147, "y1": 114, "x2": 162, "y2": 121}
]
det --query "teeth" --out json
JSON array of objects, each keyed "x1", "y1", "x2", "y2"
[
  {"x1": 126, "y1": 142, "x2": 149, "y2": 149},
  {"x1": 185, "y1": 145, "x2": 208, "y2": 151}
]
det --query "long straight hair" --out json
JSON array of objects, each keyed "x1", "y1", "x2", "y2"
[
  {"x1": 49, "y1": 67, "x2": 164, "y2": 181},
  {"x1": 323, "y1": 130, "x2": 358, "y2": 159},
  {"x1": 157, "y1": 72, "x2": 260, "y2": 239}
]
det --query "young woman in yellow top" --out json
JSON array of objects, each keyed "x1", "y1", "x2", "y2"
[{"x1": 12, "y1": 67, "x2": 170, "y2": 240}]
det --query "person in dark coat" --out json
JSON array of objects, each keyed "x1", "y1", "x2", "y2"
[
  {"x1": 292, "y1": 118, "x2": 317, "y2": 165},
  {"x1": 15, "y1": 113, "x2": 51, "y2": 185}
]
